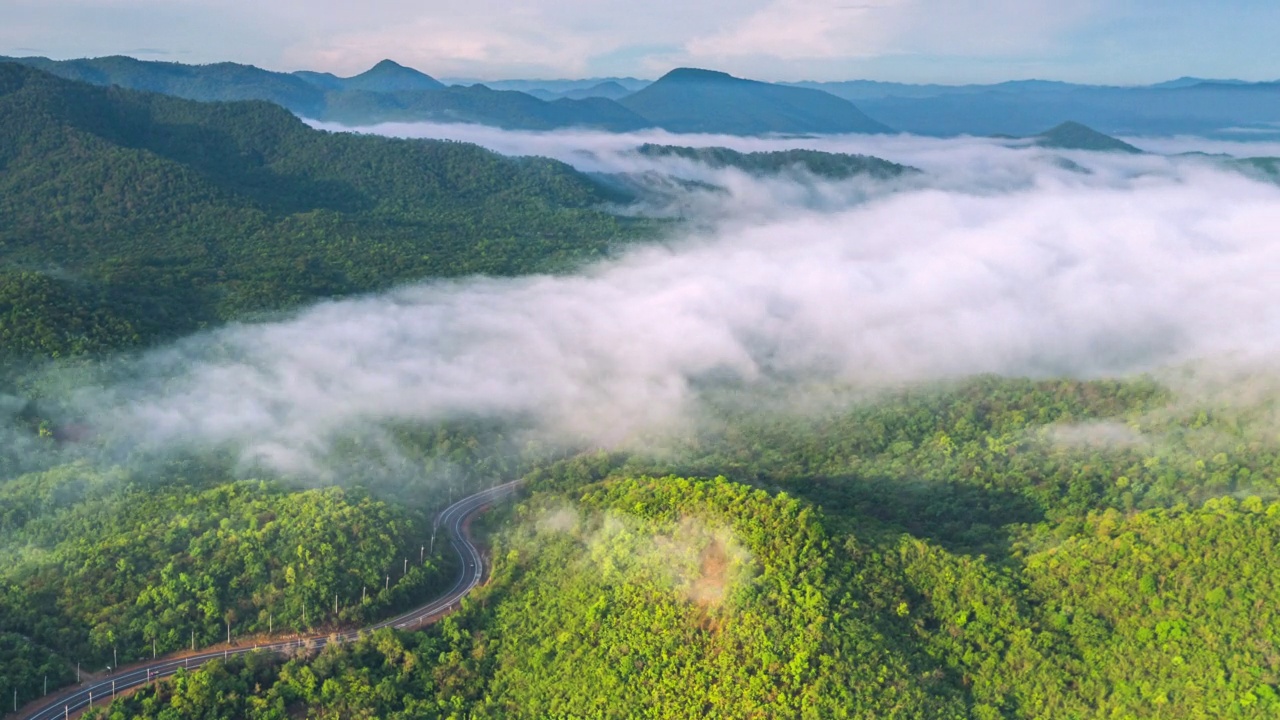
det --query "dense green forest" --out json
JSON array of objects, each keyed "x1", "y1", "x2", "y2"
[
  {"x1": 0, "y1": 62, "x2": 646, "y2": 365},
  {"x1": 0, "y1": 464, "x2": 449, "y2": 683},
  {"x1": 21, "y1": 374, "x2": 1274, "y2": 719}
]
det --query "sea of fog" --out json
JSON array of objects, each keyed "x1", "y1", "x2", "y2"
[{"x1": 32, "y1": 125, "x2": 1280, "y2": 475}]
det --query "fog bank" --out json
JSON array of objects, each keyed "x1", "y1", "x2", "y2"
[{"x1": 71, "y1": 134, "x2": 1280, "y2": 475}]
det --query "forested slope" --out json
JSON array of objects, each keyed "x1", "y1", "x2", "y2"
[
  {"x1": 85, "y1": 470, "x2": 1280, "y2": 719},
  {"x1": 0, "y1": 63, "x2": 640, "y2": 363},
  {"x1": 4, "y1": 364, "x2": 1276, "y2": 719},
  {"x1": 0, "y1": 464, "x2": 447, "y2": 687}
]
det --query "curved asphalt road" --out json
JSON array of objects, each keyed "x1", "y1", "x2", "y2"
[{"x1": 19, "y1": 480, "x2": 520, "y2": 720}]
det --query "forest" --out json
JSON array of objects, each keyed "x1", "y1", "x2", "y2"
[
  {"x1": 1, "y1": 374, "x2": 1275, "y2": 718},
  {"x1": 0, "y1": 62, "x2": 649, "y2": 368},
  {"x1": 3, "y1": 61, "x2": 1280, "y2": 720}
]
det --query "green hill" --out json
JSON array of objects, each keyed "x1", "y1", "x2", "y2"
[
  {"x1": 86, "y1": 463, "x2": 1280, "y2": 719},
  {"x1": 618, "y1": 68, "x2": 893, "y2": 135},
  {"x1": 0, "y1": 63, "x2": 638, "y2": 362},
  {"x1": 1030, "y1": 121, "x2": 1144, "y2": 153},
  {"x1": 635, "y1": 143, "x2": 916, "y2": 179}
]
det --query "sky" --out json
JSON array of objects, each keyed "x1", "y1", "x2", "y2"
[{"x1": 3, "y1": 0, "x2": 1280, "y2": 84}]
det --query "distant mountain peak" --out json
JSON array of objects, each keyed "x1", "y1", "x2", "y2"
[
  {"x1": 346, "y1": 59, "x2": 443, "y2": 92},
  {"x1": 621, "y1": 67, "x2": 891, "y2": 135},
  {"x1": 656, "y1": 68, "x2": 738, "y2": 84},
  {"x1": 1033, "y1": 121, "x2": 1142, "y2": 153}
]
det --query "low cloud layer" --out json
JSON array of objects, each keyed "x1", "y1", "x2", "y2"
[{"x1": 64, "y1": 130, "x2": 1280, "y2": 477}]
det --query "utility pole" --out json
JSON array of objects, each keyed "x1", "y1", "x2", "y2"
[
  {"x1": 226, "y1": 619, "x2": 231, "y2": 646},
  {"x1": 44, "y1": 675, "x2": 47, "y2": 695},
  {"x1": 112, "y1": 679, "x2": 116, "y2": 697},
  {"x1": 420, "y1": 545, "x2": 425, "y2": 563},
  {"x1": 362, "y1": 586, "x2": 367, "y2": 604},
  {"x1": 113, "y1": 646, "x2": 117, "y2": 672},
  {"x1": 385, "y1": 575, "x2": 389, "y2": 591},
  {"x1": 404, "y1": 558, "x2": 408, "y2": 576},
  {"x1": 269, "y1": 612, "x2": 273, "y2": 635},
  {"x1": 153, "y1": 637, "x2": 157, "y2": 659},
  {"x1": 192, "y1": 630, "x2": 196, "y2": 652},
  {"x1": 334, "y1": 593, "x2": 338, "y2": 615},
  {"x1": 77, "y1": 663, "x2": 80, "y2": 683}
]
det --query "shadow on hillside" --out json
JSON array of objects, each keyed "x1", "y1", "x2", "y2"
[
  {"x1": 781, "y1": 474, "x2": 1045, "y2": 562},
  {"x1": 139, "y1": 122, "x2": 375, "y2": 216}
]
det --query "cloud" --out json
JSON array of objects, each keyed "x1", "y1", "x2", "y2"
[
  {"x1": 60, "y1": 128, "x2": 1280, "y2": 479},
  {"x1": 273, "y1": 0, "x2": 751, "y2": 78},
  {"x1": 678, "y1": 0, "x2": 1099, "y2": 72},
  {"x1": 3, "y1": 0, "x2": 1106, "y2": 81}
]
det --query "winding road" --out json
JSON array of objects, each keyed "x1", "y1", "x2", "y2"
[{"x1": 18, "y1": 480, "x2": 520, "y2": 720}]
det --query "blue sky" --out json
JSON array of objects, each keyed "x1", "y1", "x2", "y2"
[{"x1": 3, "y1": 0, "x2": 1278, "y2": 84}]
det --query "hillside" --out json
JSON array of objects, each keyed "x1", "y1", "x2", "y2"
[
  {"x1": 619, "y1": 68, "x2": 892, "y2": 135},
  {"x1": 2, "y1": 54, "x2": 328, "y2": 116},
  {"x1": 635, "y1": 143, "x2": 916, "y2": 179},
  {"x1": 77, "y1": 378, "x2": 1280, "y2": 719},
  {"x1": 0, "y1": 63, "x2": 639, "y2": 362},
  {"x1": 1030, "y1": 121, "x2": 1143, "y2": 153},
  {"x1": 319, "y1": 83, "x2": 652, "y2": 130}
]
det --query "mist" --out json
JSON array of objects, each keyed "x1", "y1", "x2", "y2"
[{"x1": 17, "y1": 128, "x2": 1280, "y2": 480}]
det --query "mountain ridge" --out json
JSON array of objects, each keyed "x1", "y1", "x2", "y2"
[{"x1": 619, "y1": 66, "x2": 892, "y2": 135}]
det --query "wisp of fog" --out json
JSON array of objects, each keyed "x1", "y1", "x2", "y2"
[{"x1": 64, "y1": 128, "x2": 1280, "y2": 476}]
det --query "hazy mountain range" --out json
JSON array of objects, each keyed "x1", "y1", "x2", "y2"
[{"x1": 3, "y1": 54, "x2": 1279, "y2": 138}]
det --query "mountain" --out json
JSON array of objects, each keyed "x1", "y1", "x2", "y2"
[
  {"x1": 619, "y1": 68, "x2": 892, "y2": 135},
  {"x1": 1031, "y1": 121, "x2": 1143, "y2": 153},
  {"x1": 444, "y1": 77, "x2": 651, "y2": 95},
  {"x1": 0, "y1": 55, "x2": 649, "y2": 130},
  {"x1": 1, "y1": 54, "x2": 327, "y2": 115},
  {"x1": 328, "y1": 59, "x2": 445, "y2": 93},
  {"x1": 1151, "y1": 76, "x2": 1250, "y2": 89},
  {"x1": 511, "y1": 81, "x2": 638, "y2": 102},
  {"x1": 848, "y1": 81, "x2": 1280, "y2": 137},
  {"x1": 291, "y1": 69, "x2": 346, "y2": 91},
  {"x1": 1234, "y1": 156, "x2": 1280, "y2": 181},
  {"x1": 788, "y1": 78, "x2": 1085, "y2": 101},
  {"x1": 319, "y1": 84, "x2": 652, "y2": 130},
  {"x1": 0, "y1": 63, "x2": 638, "y2": 361},
  {"x1": 561, "y1": 80, "x2": 633, "y2": 101}
]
